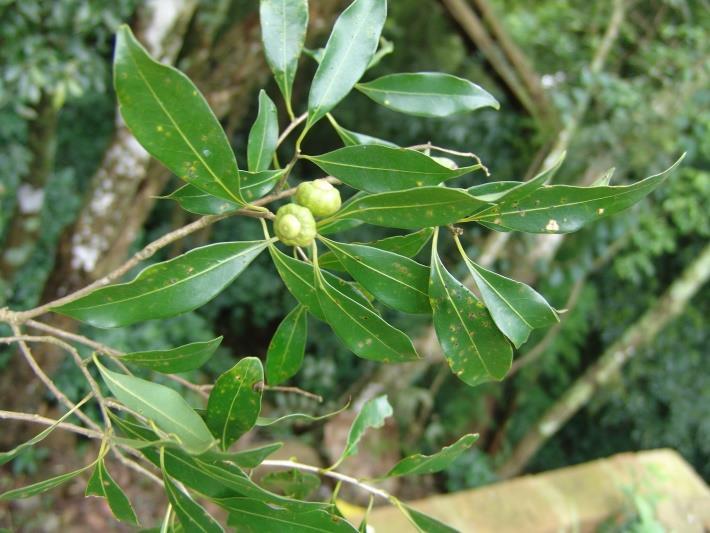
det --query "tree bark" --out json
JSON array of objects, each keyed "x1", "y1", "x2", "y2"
[{"x1": 497, "y1": 243, "x2": 710, "y2": 478}]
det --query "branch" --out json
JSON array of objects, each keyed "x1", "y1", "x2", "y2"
[{"x1": 0, "y1": 409, "x2": 103, "y2": 440}]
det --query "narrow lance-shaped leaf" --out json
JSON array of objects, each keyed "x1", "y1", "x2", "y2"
[
  {"x1": 328, "y1": 187, "x2": 489, "y2": 230},
  {"x1": 118, "y1": 337, "x2": 223, "y2": 374},
  {"x1": 266, "y1": 305, "x2": 308, "y2": 385},
  {"x1": 247, "y1": 90, "x2": 278, "y2": 172},
  {"x1": 459, "y1": 245, "x2": 558, "y2": 348},
  {"x1": 206, "y1": 357, "x2": 264, "y2": 450},
  {"x1": 260, "y1": 0, "x2": 309, "y2": 115},
  {"x1": 429, "y1": 231, "x2": 512, "y2": 387},
  {"x1": 53, "y1": 241, "x2": 269, "y2": 328},
  {"x1": 0, "y1": 461, "x2": 96, "y2": 501},
  {"x1": 357, "y1": 72, "x2": 499, "y2": 118},
  {"x1": 472, "y1": 155, "x2": 685, "y2": 233},
  {"x1": 95, "y1": 359, "x2": 216, "y2": 454},
  {"x1": 404, "y1": 506, "x2": 460, "y2": 533},
  {"x1": 211, "y1": 442, "x2": 283, "y2": 469},
  {"x1": 306, "y1": 0, "x2": 386, "y2": 129},
  {"x1": 327, "y1": 114, "x2": 397, "y2": 148},
  {"x1": 86, "y1": 457, "x2": 139, "y2": 525},
  {"x1": 321, "y1": 238, "x2": 431, "y2": 314},
  {"x1": 304, "y1": 145, "x2": 482, "y2": 193},
  {"x1": 315, "y1": 264, "x2": 420, "y2": 363},
  {"x1": 384, "y1": 434, "x2": 479, "y2": 478},
  {"x1": 115, "y1": 26, "x2": 243, "y2": 204},
  {"x1": 256, "y1": 400, "x2": 349, "y2": 427},
  {"x1": 336, "y1": 395, "x2": 392, "y2": 465}
]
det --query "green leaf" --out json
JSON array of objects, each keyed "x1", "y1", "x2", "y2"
[
  {"x1": 269, "y1": 245, "x2": 372, "y2": 320},
  {"x1": 471, "y1": 156, "x2": 684, "y2": 233},
  {"x1": 224, "y1": 498, "x2": 357, "y2": 532},
  {"x1": 321, "y1": 238, "x2": 430, "y2": 314},
  {"x1": 357, "y1": 72, "x2": 499, "y2": 117},
  {"x1": 53, "y1": 241, "x2": 269, "y2": 328},
  {"x1": 165, "y1": 170, "x2": 284, "y2": 215},
  {"x1": 260, "y1": 0, "x2": 309, "y2": 115},
  {"x1": 261, "y1": 469, "x2": 321, "y2": 500},
  {"x1": 461, "y1": 253, "x2": 558, "y2": 348},
  {"x1": 86, "y1": 457, "x2": 139, "y2": 525},
  {"x1": 337, "y1": 395, "x2": 392, "y2": 463},
  {"x1": 330, "y1": 187, "x2": 488, "y2": 230},
  {"x1": 429, "y1": 233, "x2": 512, "y2": 386},
  {"x1": 315, "y1": 266, "x2": 420, "y2": 363},
  {"x1": 327, "y1": 114, "x2": 398, "y2": 148},
  {"x1": 247, "y1": 90, "x2": 278, "y2": 172},
  {"x1": 404, "y1": 506, "x2": 459, "y2": 533},
  {"x1": 207, "y1": 357, "x2": 264, "y2": 450},
  {"x1": 118, "y1": 337, "x2": 223, "y2": 373},
  {"x1": 467, "y1": 181, "x2": 519, "y2": 202},
  {"x1": 0, "y1": 462, "x2": 95, "y2": 501},
  {"x1": 96, "y1": 360, "x2": 215, "y2": 454},
  {"x1": 161, "y1": 463, "x2": 223, "y2": 533},
  {"x1": 256, "y1": 400, "x2": 349, "y2": 427},
  {"x1": 115, "y1": 26, "x2": 243, "y2": 204},
  {"x1": 384, "y1": 434, "x2": 478, "y2": 478},
  {"x1": 0, "y1": 394, "x2": 92, "y2": 466},
  {"x1": 266, "y1": 305, "x2": 308, "y2": 385},
  {"x1": 211, "y1": 442, "x2": 283, "y2": 469},
  {"x1": 306, "y1": 0, "x2": 386, "y2": 128},
  {"x1": 304, "y1": 145, "x2": 482, "y2": 192}
]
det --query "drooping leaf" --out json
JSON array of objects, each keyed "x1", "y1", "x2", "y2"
[
  {"x1": 86, "y1": 457, "x2": 139, "y2": 525},
  {"x1": 115, "y1": 26, "x2": 243, "y2": 204},
  {"x1": 304, "y1": 145, "x2": 482, "y2": 192},
  {"x1": 161, "y1": 463, "x2": 224, "y2": 533},
  {"x1": 0, "y1": 394, "x2": 92, "y2": 466},
  {"x1": 462, "y1": 254, "x2": 558, "y2": 348},
  {"x1": 261, "y1": 469, "x2": 321, "y2": 499},
  {"x1": 247, "y1": 90, "x2": 278, "y2": 172},
  {"x1": 315, "y1": 267, "x2": 420, "y2": 363},
  {"x1": 306, "y1": 0, "x2": 386, "y2": 128},
  {"x1": 54, "y1": 241, "x2": 269, "y2": 328},
  {"x1": 329, "y1": 187, "x2": 488, "y2": 230},
  {"x1": 384, "y1": 434, "x2": 479, "y2": 478},
  {"x1": 206, "y1": 357, "x2": 264, "y2": 450},
  {"x1": 223, "y1": 498, "x2": 357, "y2": 532},
  {"x1": 336, "y1": 395, "x2": 392, "y2": 463},
  {"x1": 256, "y1": 400, "x2": 349, "y2": 426},
  {"x1": 165, "y1": 170, "x2": 284, "y2": 215},
  {"x1": 327, "y1": 114, "x2": 398, "y2": 148},
  {"x1": 118, "y1": 337, "x2": 223, "y2": 374},
  {"x1": 404, "y1": 506, "x2": 459, "y2": 533},
  {"x1": 259, "y1": 0, "x2": 309, "y2": 115},
  {"x1": 266, "y1": 305, "x2": 308, "y2": 385},
  {"x1": 96, "y1": 360, "x2": 215, "y2": 454},
  {"x1": 429, "y1": 235, "x2": 512, "y2": 386},
  {"x1": 357, "y1": 72, "x2": 499, "y2": 117},
  {"x1": 0, "y1": 462, "x2": 95, "y2": 501},
  {"x1": 321, "y1": 238, "x2": 430, "y2": 314},
  {"x1": 471, "y1": 156, "x2": 684, "y2": 233}
]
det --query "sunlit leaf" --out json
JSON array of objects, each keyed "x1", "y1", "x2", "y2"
[
  {"x1": 118, "y1": 337, "x2": 222, "y2": 373},
  {"x1": 384, "y1": 434, "x2": 478, "y2": 478},
  {"x1": 404, "y1": 506, "x2": 459, "y2": 533},
  {"x1": 266, "y1": 305, "x2": 308, "y2": 385},
  {"x1": 335, "y1": 395, "x2": 392, "y2": 464}
]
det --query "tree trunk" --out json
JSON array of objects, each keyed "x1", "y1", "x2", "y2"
[{"x1": 497, "y1": 243, "x2": 710, "y2": 478}]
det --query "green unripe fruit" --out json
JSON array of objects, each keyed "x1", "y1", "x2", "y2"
[
  {"x1": 294, "y1": 179, "x2": 342, "y2": 217},
  {"x1": 274, "y1": 204, "x2": 317, "y2": 247}
]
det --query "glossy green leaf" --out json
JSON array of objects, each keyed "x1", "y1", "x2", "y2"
[
  {"x1": 223, "y1": 498, "x2": 357, "y2": 532},
  {"x1": 304, "y1": 145, "x2": 482, "y2": 193},
  {"x1": 261, "y1": 469, "x2": 321, "y2": 499},
  {"x1": 315, "y1": 267, "x2": 420, "y2": 363},
  {"x1": 269, "y1": 245, "x2": 372, "y2": 320},
  {"x1": 115, "y1": 26, "x2": 243, "y2": 204},
  {"x1": 321, "y1": 238, "x2": 430, "y2": 314},
  {"x1": 54, "y1": 241, "x2": 269, "y2": 328},
  {"x1": 306, "y1": 36, "x2": 392, "y2": 71},
  {"x1": 0, "y1": 394, "x2": 92, "y2": 466},
  {"x1": 266, "y1": 305, "x2": 308, "y2": 385},
  {"x1": 429, "y1": 236, "x2": 512, "y2": 386},
  {"x1": 119, "y1": 337, "x2": 223, "y2": 374},
  {"x1": 161, "y1": 463, "x2": 223, "y2": 533},
  {"x1": 0, "y1": 461, "x2": 95, "y2": 501},
  {"x1": 165, "y1": 170, "x2": 284, "y2": 215},
  {"x1": 330, "y1": 187, "x2": 488, "y2": 230},
  {"x1": 96, "y1": 360, "x2": 215, "y2": 454},
  {"x1": 256, "y1": 400, "x2": 349, "y2": 427},
  {"x1": 260, "y1": 0, "x2": 309, "y2": 114},
  {"x1": 467, "y1": 181, "x2": 519, "y2": 202},
  {"x1": 306, "y1": 0, "x2": 386, "y2": 128},
  {"x1": 462, "y1": 254, "x2": 558, "y2": 348},
  {"x1": 86, "y1": 457, "x2": 139, "y2": 525},
  {"x1": 207, "y1": 357, "x2": 264, "y2": 450},
  {"x1": 327, "y1": 114, "x2": 397, "y2": 148},
  {"x1": 247, "y1": 90, "x2": 278, "y2": 172},
  {"x1": 357, "y1": 72, "x2": 499, "y2": 117},
  {"x1": 471, "y1": 156, "x2": 684, "y2": 233},
  {"x1": 213, "y1": 442, "x2": 283, "y2": 469},
  {"x1": 384, "y1": 434, "x2": 478, "y2": 478},
  {"x1": 404, "y1": 506, "x2": 459, "y2": 533},
  {"x1": 337, "y1": 395, "x2": 392, "y2": 463}
]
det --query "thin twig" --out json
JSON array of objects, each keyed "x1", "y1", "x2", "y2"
[
  {"x1": 0, "y1": 409, "x2": 103, "y2": 440},
  {"x1": 259, "y1": 384, "x2": 323, "y2": 403},
  {"x1": 277, "y1": 112, "x2": 308, "y2": 148},
  {"x1": 407, "y1": 142, "x2": 489, "y2": 176}
]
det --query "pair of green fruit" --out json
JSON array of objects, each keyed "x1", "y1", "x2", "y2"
[{"x1": 274, "y1": 179, "x2": 341, "y2": 247}]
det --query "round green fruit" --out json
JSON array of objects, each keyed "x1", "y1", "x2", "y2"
[
  {"x1": 274, "y1": 204, "x2": 317, "y2": 247},
  {"x1": 294, "y1": 179, "x2": 342, "y2": 217}
]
